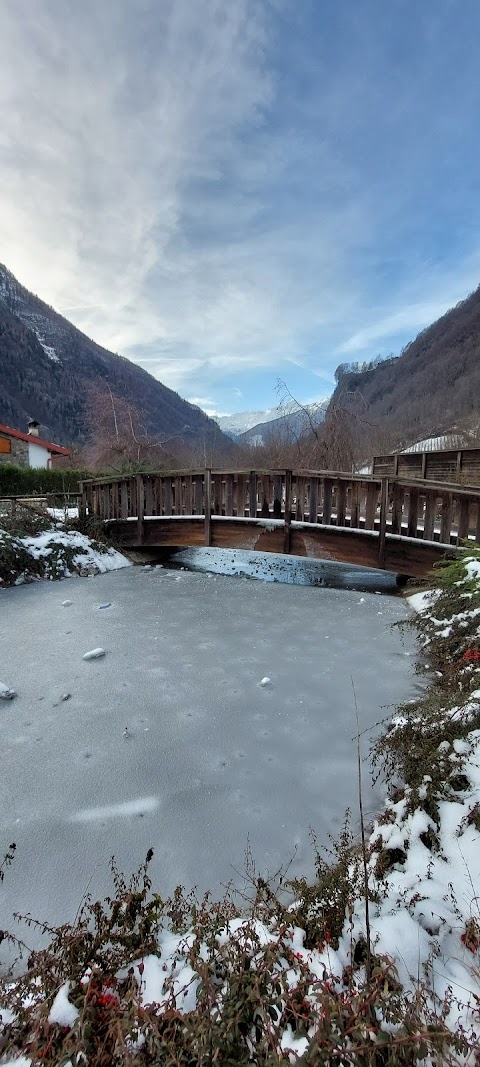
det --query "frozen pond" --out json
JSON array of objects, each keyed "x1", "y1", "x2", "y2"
[{"x1": 0, "y1": 563, "x2": 418, "y2": 951}]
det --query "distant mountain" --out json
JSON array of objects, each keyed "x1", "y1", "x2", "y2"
[
  {"x1": 0, "y1": 264, "x2": 233, "y2": 459},
  {"x1": 216, "y1": 400, "x2": 329, "y2": 444},
  {"x1": 235, "y1": 400, "x2": 329, "y2": 446},
  {"x1": 329, "y1": 284, "x2": 480, "y2": 446}
]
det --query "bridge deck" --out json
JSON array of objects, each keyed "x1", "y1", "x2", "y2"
[{"x1": 81, "y1": 469, "x2": 480, "y2": 578}]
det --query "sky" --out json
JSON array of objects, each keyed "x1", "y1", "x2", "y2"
[{"x1": 1, "y1": 0, "x2": 480, "y2": 418}]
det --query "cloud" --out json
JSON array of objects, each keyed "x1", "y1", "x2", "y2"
[{"x1": 1, "y1": 0, "x2": 480, "y2": 409}]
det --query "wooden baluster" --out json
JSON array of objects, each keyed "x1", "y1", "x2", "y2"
[
  {"x1": 173, "y1": 477, "x2": 181, "y2": 515},
  {"x1": 323, "y1": 478, "x2": 332, "y2": 524},
  {"x1": 78, "y1": 481, "x2": 86, "y2": 521},
  {"x1": 377, "y1": 478, "x2": 388, "y2": 567},
  {"x1": 144, "y1": 477, "x2": 153, "y2": 518},
  {"x1": 249, "y1": 472, "x2": 257, "y2": 518},
  {"x1": 336, "y1": 481, "x2": 346, "y2": 527},
  {"x1": 295, "y1": 476, "x2": 305, "y2": 521},
  {"x1": 103, "y1": 484, "x2": 111, "y2": 521},
  {"x1": 365, "y1": 483, "x2": 377, "y2": 530},
  {"x1": 407, "y1": 487, "x2": 419, "y2": 538},
  {"x1": 423, "y1": 490, "x2": 436, "y2": 540},
  {"x1": 213, "y1": 474, "x2": 222, "y2": 516},
  {"x1": 237, "y1": 473, "x2": 246, "y2": 517},
  {"x1": 225, "y1": 473, "x2": 234, "y2": 516},
  {"x1": 136, "y1": 474, "x2": 144, "y2": 544},
  {"x1": 273, "y1": 475, "x2": 282, "y2": 518},
  {"x1": 194, "y1": 474, "x2": 203, "y2": 515},
  {"x1": 457, "y1": 497, "x2": 471, "y2": 545},
  {"x1": 309, "y1": 477, "x2": 318, "y2": 523},
  {"x1": 204, "y1": 469, "x2": 212, "y2": 545},
  {"x1": 164, "y1": 477, "x2": 173, "y2": 516},
  {"x1": 350, "y1": 481, "x2": 359, "y2": 529},
  {"x1": 120, "y1": 481, "x2": 129, "y2": 519},
  {"x1": 184, "y1": 475, "x2": 193, "y2": 516},
  {"x1": 284, "y1": 470, "x2": 292, "y2": 553},
  {"x1": 475, "y1": 500, "x2": 480, "y2": 545},
  {"x1": 440, "y1": 492, "x2": 453, "y2": 544},
  {"x1": 261, "y1": 475, "x2": 271, "y2": 517}
]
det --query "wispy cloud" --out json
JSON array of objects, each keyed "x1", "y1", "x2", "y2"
[{"x1": 1, "y1": 0, "x2": 480, "y2": 411}]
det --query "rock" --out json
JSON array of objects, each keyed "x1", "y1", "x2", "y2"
[
  {"x1": 82, "y1": 648, "x2": 106, "y2": 661},
  {"x1": 0, "y1": 682, "x2": 17, "y2": 699},
  {"x1": 259, "y1": 676, "x2": 271, "y2": 687},
  {"x1": 60, "y1": 693, "x2": 72, "y2": 702},
  {"x1": 98, "y1": 602, "x2": 112, "y2": 609},
  {"x1": 62, "y1": 600, "x2": 72, "y2": 607}
]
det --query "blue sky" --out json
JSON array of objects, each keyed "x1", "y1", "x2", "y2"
[{"x1": 1, "y1": 0, "x2": 480, "y2": 417}]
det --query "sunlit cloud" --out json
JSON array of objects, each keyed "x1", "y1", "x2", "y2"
[{"x1": 1, "y1": 0, "x2": 480, "y2": 411}]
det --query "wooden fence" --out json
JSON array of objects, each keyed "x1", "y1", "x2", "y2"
[
  {"x1": 81, "y1": 469, "x2": 480, "y2": 557},
  {"x1": 373, "y1": 447, "x2": 480, "y2": 486}
]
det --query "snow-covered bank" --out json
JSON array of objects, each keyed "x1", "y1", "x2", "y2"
[{"x1": 0, "y1": 525, "x2": 130, "y2": 586}]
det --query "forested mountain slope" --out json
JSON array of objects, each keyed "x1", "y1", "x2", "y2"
[
  {"x1": 330, "y1": 285, "x2": 480, "y2": 446},
  {"x1": 0, "y1": 264, "x2": 231, "y2": 457}
]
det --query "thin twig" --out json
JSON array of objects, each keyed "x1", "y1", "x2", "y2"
[{"x1": 351, "y1": 676, "x2": 372, "y2": 982}]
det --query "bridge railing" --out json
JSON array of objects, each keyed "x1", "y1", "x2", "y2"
[{"x1": 81, "y1": 469, "x2": 480, "y2": 550}]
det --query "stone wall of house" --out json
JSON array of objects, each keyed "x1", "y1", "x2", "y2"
[{"x1": 0, "y1": 434, "x2": 29, "y2": 467}]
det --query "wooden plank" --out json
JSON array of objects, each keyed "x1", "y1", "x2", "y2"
[
  {"x1": 249, "y1": 472, "x2": 257, "y2": 518},
  {"x1": 365, "y1": 483, "x2": 378, "y2": 530},
  {"x1": 164, "y1": 477, "x2": 173, "y2": 517},
  {"x1": 349, "y1": 481, "x2": 359, "y2": 529},
  {"x1": 204, "y1": 469, "x2": 212, "y2": 545},
  {"x1": 136, "y1": 474, "x2": 144, "y2": 544},
  {"x1": 120, "y1": 482, "x2": 129, "y2": 519},
  {"x1": 174, "y1": 477, "x2": 182, "y2": 515},
  {"x1": 423, "y1": 490, "x2": 436, "y2": 541},
  {"x1": 407, "y1": 487, "x2": 419, "y2": 538},
  {"x1": 390, "y1": 483, "x2": 403, "y2": 535},
  {"x1": 295, "y1": 476, "x2": 305, "y2": 521},
  {"x1": 212, "y1": 473, "x2": 222, "y2": 516},
  {"x1": 457, "y1": 497, "x2": 471, "y2": 545},
  {"x1": 184, "y1": 475, "x2": 193, "y2": 515},
  {"x1": 194, "y1": 475, "x2": 204, "y2": 515},
  {"x1": 440, "y1": 492, "x2": 453, "y2": 544},
  {"x1": 260, "y1": 475, "x2": 271, "y2": 518},
  {"x1": 273, "y1": 475, "x2": 282, "y2": 518},
  {"x1": 336, "y1": 481, "x2": 346, "y2": 527},
  {"x1": 103, "y1": 484, "x2": 111, "y2": 521},
  {"x1": 144, "y1": 477, "x2": 153, "y2": 517},
  {"x1": 236, "y1": 473, "x2": 246, "y2": 517},
  {"x1": 476, "y1": 501, "x2": 480, "y2": 544},
  {"x1": 322, "y1": 478, "x2": 332, "y2": 525},
  {"x1": 284, "y1": 470, "x2": 292, "y2": 553},
  {"x1": 309, "y1": 477, "x2": 318, "y2": 523},
  {"x1": 377, "y1": 477, "x2": 388, "y2": 568},
  {"x1": 225, "y1": 474, "x2": 234, "y2": 516}
]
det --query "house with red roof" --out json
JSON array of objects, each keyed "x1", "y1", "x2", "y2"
[{"x1": 0, "y1": 420, "x2": 71, "y2": 469}]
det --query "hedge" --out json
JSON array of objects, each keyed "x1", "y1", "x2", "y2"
[{"x1": 0, "y1": 463, "x2": 92, "y2": 496}]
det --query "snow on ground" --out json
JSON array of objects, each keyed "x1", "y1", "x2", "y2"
[
  {"x1": 0, "y1": 524, "x2": 130, "y2": 586},
  {"x1": 46, "y1": 507, "x2": 79, "y2": 520}
]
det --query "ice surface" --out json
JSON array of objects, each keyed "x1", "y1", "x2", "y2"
[{"x1": 0, "y1": 565, "x2": 417, "y2": 952}]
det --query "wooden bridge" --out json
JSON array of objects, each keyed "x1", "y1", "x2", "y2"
[{"x1": 80, "y1": 469, "x2": 480, "y2": 578}]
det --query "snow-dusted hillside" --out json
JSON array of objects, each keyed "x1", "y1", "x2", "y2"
[{"x1": 216, "y1": 399, "x2": 329, "y2": 444}]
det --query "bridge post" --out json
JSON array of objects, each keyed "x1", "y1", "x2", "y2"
[
  {"x1": 284, "y1": 469, "x2": 292, "y2": 554},
  {"x1": 204, "y1": 468, "x2": 212, "y2": 546},
  {"x1": 377, "y1": 476, "x2": 388, "y2": 569},
  {"x1": 78, "y1": 481, "x2": 86, "y2": 521}
]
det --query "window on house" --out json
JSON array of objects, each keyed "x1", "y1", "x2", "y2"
[{"x1": 0, "y1": 437, "x2": 12, "y2": 453}]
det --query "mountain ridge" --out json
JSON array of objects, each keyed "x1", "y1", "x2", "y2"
[
  {"x1": 329, "y1": 284, "x2": 480, "y2": 448},
  {"x1": 0, "y1": 264, "x2": 233, "y2": 460}
]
